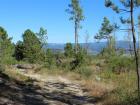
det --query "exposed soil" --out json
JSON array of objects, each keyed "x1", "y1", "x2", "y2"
[{"x1": 0, "y1": 71, "x2": 101, "y2": 105}]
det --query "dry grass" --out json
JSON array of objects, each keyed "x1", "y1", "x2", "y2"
[
  {"x1": 98, "y1": 71, "x2": 137, "y2": 105},
  {"x1": 82, "y1": 78, "x2": 114, "y2": 97},
  {"x1": 35, "y1": 67, "x2": 81, "y2": 80},
  {"x1": 4, "y1": 66, "x2": 30, "y2": 82},
  {"x1": 4, "y1": 64, "x2": 138, "y2": 105},
  {"x1": 76, "y1": 68, "x2": 138, "y2": 105}
]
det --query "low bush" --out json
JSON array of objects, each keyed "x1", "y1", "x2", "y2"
[
  {"x1": 44, "y1": 49, "x2": 56, "y2": 69},
  {"x1": 75, "y1": 67, "x2": 93, "y2": 78},
  {"x1": 1, "y1": 57, "x2": 17, "y2": 65},
  {"x1": 99, "y1": 47, "x2": 116, "y2": 58},
  {"x1": 104, "y1": 88, "x2": 140, "y2": 105},
  {"x1": 107, "y1": 56, "x2": 134, "y2": 74},
  {"x1": 118, "y1": 92, "x2": 140, "y2": 105},
  {"x1": 70, "y1": 49, "x2": 88, "y2": 70}
]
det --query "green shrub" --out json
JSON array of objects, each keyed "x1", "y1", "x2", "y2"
[
  {"x1": 108, "y1": 56, "x2": 134, "y2": 73},
  {"x1": 99, "y1": 47, "x2": 116, "y2": 58},
  {"x1": 70, "y1": 48, "x2": 87, "y2": 69},
  {"x1": 59, "y1": 58, "x2": 72, "y2": 70},
  {"x1": 75, "y1": 67, "x2": 93, "y2": 78},
  {"x1": 54, "y1": 52, "x2": 65, "y2": 67},
  {"x1": 64, "y1": 43, "x2": 74, "y2": 57},
  {"x1": 22, "y1": 29, "x2": 43, "y2": 63},
  {"x1": 44, "y1": 49, "x2": 56, "y2": 69},
  {"x1": 114, "y1": 89, "x2": 140, "y2": 105},
  {"x1": 121, "y1": 94, "x2": 140, "y2": 105},
  {"x1": 14, "y1": 41, "x2": 25, "y2": 61},
  {"x1": 0, "y1": 26, "x2": 16, "y2": 65}
]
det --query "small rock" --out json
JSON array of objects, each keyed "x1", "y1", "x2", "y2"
[{"x1": 16, "y1": 64, "x2": 33, "y2": 69}]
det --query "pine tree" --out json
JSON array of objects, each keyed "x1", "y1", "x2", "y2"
[
  {"x1": 94, "y1": 17, "x2": 118, "y2": 50},
  {"x1": 0, "y1": 26, "x2": 14, "y2": 64},
  {"x1": 36, "y1": 27, "x2": 47, "y2": 48},
  {"x1": 66, "y1": 0, "x2": 84, "y2": 53},
  {"x1": 22, "y1": 29, "x2": 42, "y2": 63},
  {"x1": 105, "y1": 0, "x2": 140, "y2": 94}
]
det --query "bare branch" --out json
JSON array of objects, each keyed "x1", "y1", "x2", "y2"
[
  {"x1": 120, "y1": 9, "x2": 131, "y2": 12},
  {"x1": 119, "y1": 28, "x2": 132, "y2": 31}
]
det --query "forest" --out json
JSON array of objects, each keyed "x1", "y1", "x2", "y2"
[{"x1": 0, "y1": 0, "x2": 140, "y2": 105}]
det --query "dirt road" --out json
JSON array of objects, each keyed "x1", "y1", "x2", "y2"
[{"x1": 0, "y1": 71, "x2": 98, "y2": 105}]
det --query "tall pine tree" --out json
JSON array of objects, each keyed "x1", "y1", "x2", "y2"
[
  {"x1": 22, "y1": 29, "x2": 42, "y2": 63},
  {"x1": 66, "y1": 0, "x2": 84, "y2": 53},
  {"x1": 105, "y1": 0, "x2": 140, "y2": 94},
  {"x1": 0, "y1": 26, "x2": 14, "y2": 64}
]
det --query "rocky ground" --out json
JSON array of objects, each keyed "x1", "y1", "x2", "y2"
[{"x1": 0, "y1": 69, "x2": 100, "y2": 105}]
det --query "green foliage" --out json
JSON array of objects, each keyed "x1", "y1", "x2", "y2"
[
  {"x1": 105, "y1": 0, "x2": 120, "y2": 13},
  {"x1": 14, "y1": 29, "x2": 46, "y2": 63},
  {"x1": 36, "y1": 27, "x2": 47, "y2": 48},
  {"x1": 94, "y1": 17, "x2": 118, "y2": 55},
  {"x1": 105, "y1": 0, "x2": 140, "y2": 13},
  {"x1": 66, "y1": 0, "x2": 84, "y2": 23},
  {"x1": 75, "y1": 67, "x2": 92, "y2": 78},
  {"x1": 64, "y1": 43, "x2": 74, "y2": 57},
  {"x1": 44, "y1": 49, "x2": 56, "y2": 69},
  {"x1": 22, "y1": 29, "x2": 43, "y2": 63},
  {"x1": 55, "y1": 45, "x2": 91, "y2": 71},
  {"x1": 66, "y1": 0, "x2": 84, "y2": 53},
  {"x1": 105, "y1": 0, "x2": 140, "y2": 23},
  {"x1": 94, "y1": 17, "x2": 118, "y2": 41},
  {"x1": 71, "y1": 47, "x2": 87, "y2": 69},
  {"x1": 0, "y1": 26, "x2": 15, "y2": 65},
  {"x1": 14, "y1": 41, "x2": 25, "y2": 61},
  {"x1": 108, "y1": 56, "x2": 134, "y2": 73},
  {"x1": 54, "y1": 52, "x2": 64, "y2": 66},
  {"x1": 114, "y1": 89, "x2": 140, "y2": 105},
  {"x1": 75, "y1": 50, "x2": 86, "y2": 66},
  {"x1": 99, "y1": 47, "x2": 116, "y2": 58}
]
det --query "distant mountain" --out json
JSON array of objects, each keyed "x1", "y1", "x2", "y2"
[{"x1": 46, "y1": 41, "x2": 138, "y2": 54}]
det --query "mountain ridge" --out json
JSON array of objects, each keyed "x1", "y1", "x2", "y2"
[{"x1": 46, "y1": 41, "x2": 139, "y2": 54}]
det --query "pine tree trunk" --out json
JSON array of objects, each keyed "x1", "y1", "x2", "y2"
[
  {"x1": 75, "y1": 20, "x2": 79, "y2": 54},
  {"x1": 138, "y1": 25, "x2": 140, "y2": 69},
  {"x1": 138, "y1": 23, "x2": 140, "y2": 94},
  {"x1": 75, "y1": 20, "x2": 78, "y2": 54},
  {"x1": 77, "y1": 33, "x2": 78, "y2": 51},
  {"x1": 108, "y1": 36, "x2": 112, "y2": 54},
  {"x1": 130, "y1": 0, "x2": 140, "y2": 94},
  {"x1": 127, "y1": 25, "x2": 133, "y2": 57}
]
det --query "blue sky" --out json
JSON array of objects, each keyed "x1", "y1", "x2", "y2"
[{"x1": 0, "y1": 0, "x2": 139, "y2": 43}]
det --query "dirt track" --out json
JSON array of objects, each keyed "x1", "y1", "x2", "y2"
[{"x1": 0, "y1": 72, "x2": 99, "y2": 105}]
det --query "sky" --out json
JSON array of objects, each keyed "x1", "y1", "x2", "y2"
[{"x1": 0, "y1": 0, "x2": 139, "y2": 43}]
